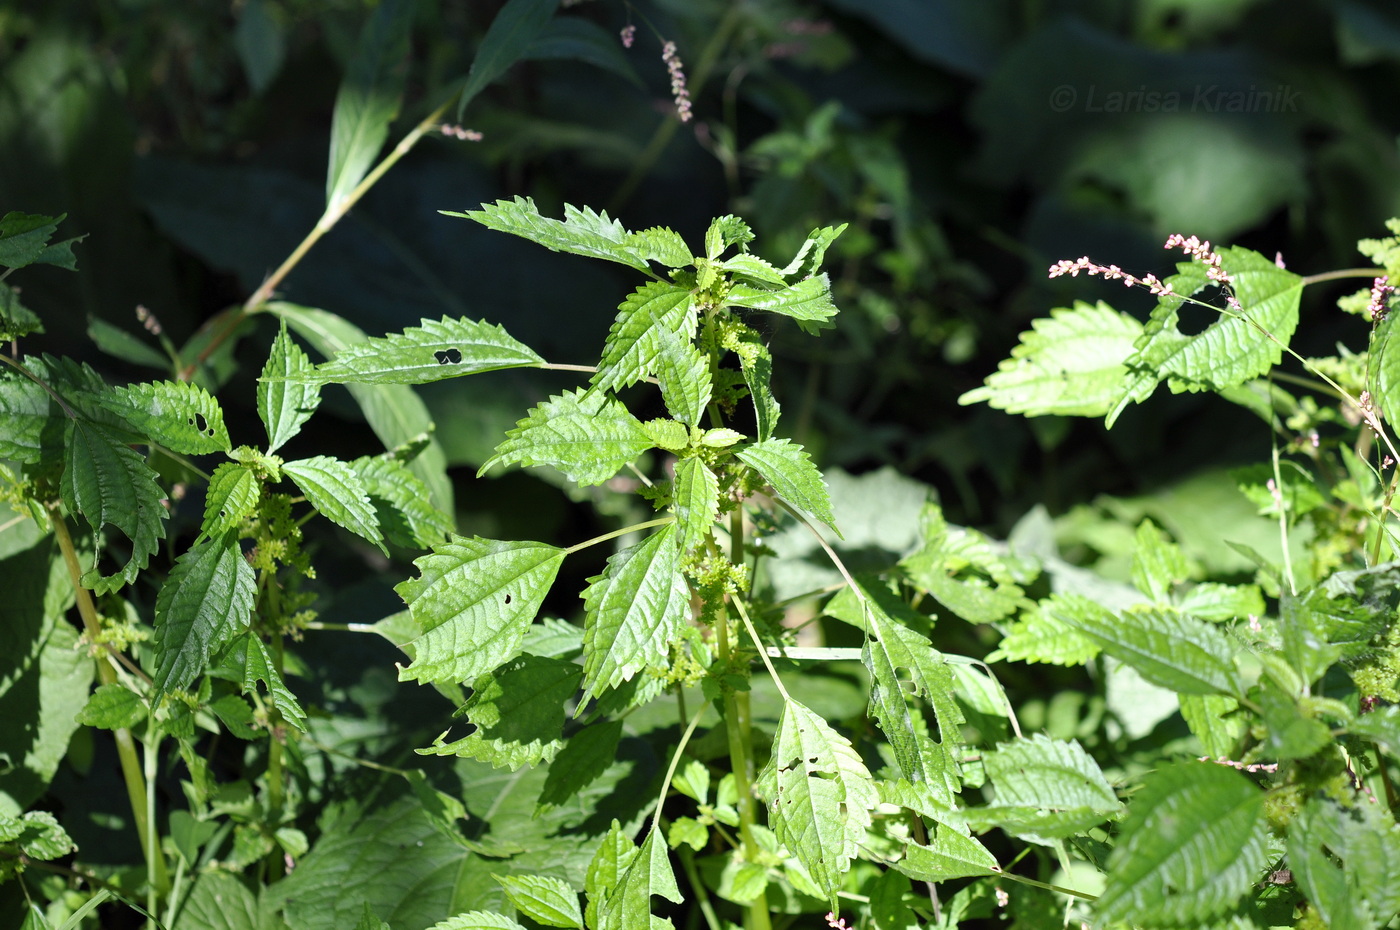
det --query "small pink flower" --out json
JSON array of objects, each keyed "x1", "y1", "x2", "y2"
[
  {"x1": 620, "y1": 24, "x2": 636, "y2": 48},
  {"x1": 1368, "y1": 276, "x2": 1393, "y2": 321},
  {"x1": 662, "y1": 41, "x2": 692, "y2": 122}
]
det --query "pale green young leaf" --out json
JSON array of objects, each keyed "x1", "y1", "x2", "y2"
[
  {"x1": 1177, "y1": 582, "x2": 1265, "y2": 622},
  {"x1": 1288, "y1": 795, "x2": 1400, "y2": 927},
  {"x1": 780, "y1": 225, "x2": 846, "y2": 278},
  {"x1": 395, "y1": 536, "x2": 566, "y2": 684},
  {"x1": 592, "y1": 282, "x2": 695, "y2": 394},
  {"x1": 653, "y1": 328, "x2": 711, "y2": 426},
  {"x1": 482, "y1": 388, "x2": 654, "y2": 487},
  {"x1": 99, "y1": 380, "x2": 231, "y2": 454},
  {"x1": 754, "y1": 699, "x2": 877, "y2": 906},
  {"x1": 624, "y1": 227, "x2": 692, "y2": 269},
  {"x1": 958, "y1": 301, "x2": 1146, "y2": 417},
  {"x1": 671, "y1": 457, "x2": 719, "y2": 554},
  {"x1": 283, "y1": 455, "x2": 385, "y2": 553},
  {"x1": 732, "y1": 330, "x2": 779, "y2": 441},
  {"x1": 725, "y1": 274, "x2": 838, "y2": 330},
  {"x1": 233, "y1": 633, "x2": 307, "y2": 730},
  {"x1": 538, "y1": 719, "x2": 624, "y2": 811},
  {"x1": 427, "y1": 913, "x2": 525, "y2": 930},
  {"x1": 720, "y1": 252, "x2": 788, "y2": 286},
  {"x1": 584, "y1": 823, "x2": 632, "y2": 930},
  {"x1": 325, "y1": 0, "x2": 413, "y2": 211},
  {"x1": 455, "y1": 0, "x2": 559, "y2": 119},
  {"x1": 154, "y1": 532, "x2": 256, "y2": 697},
  {"x1": 899, "y1": 502, "x2": 1023, "y2": 624},
  {"x1": 1178, "y1": 693, "x2": 1243, "y2": 760},
  {"x1": 1130, "y1": 519, "x2": 1191, "y2": 604},
  {"x1": 453, "y1": 197, "x2": 650, "y2": 272},
  {"x1": 581, "y1": 524, "x2": 689, "y2": 698},
  {"x1": 989, "y1": 599, "x2": 1101, "y2": 666},
  {"x1": 494, "y1": 874, "x2": 583, "y2": 928},
  {"x1": 1096, "y1": 762, "x2": 1268, "y2": 926},
  {"x1": 258, "y1": 322, "x2": 321, "y2": 454},
  {"x1": 735, "y1": 438, "x2": 838, "y2": 533},
  {"x1": 0, "y1": 811, "x2": 75, "y2": 861},
  {"x1": 894, "y1": 828, "x2": 1000, "y2": 882},
  {"x1": 309, "y1": 316, "x2": 544, "y2": 386},
  {"x1": 594, "y1": 831, "x2": 682, "y2": 930},
  {"x1": 416, "y1": 655, "x2": 580, "y2": 768},
  {"x1": 1059, "y1": 604, "x2": 1243, "y2": 696},
  {"x1": 704, "y1": 215, "x2": 754, "y2": 259},
  {"x1": 62, "y1": 421, "x2": 168, "y2": 593},
  {"x1": 76, "y1": 683, "x2": 145, "y2": 730},
  {"x1": 642, "y1": 418, "x2": 688, "y2": 452},
  {"x1": 203, "y1": 463, "x2": 262, "y2": 539},
  {"x1": 351, "y1": 455, "x2": 453, "y2": 549}
]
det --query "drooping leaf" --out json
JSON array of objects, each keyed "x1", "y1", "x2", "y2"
[
  {"x1": 581, "y1": 524, "x2": 690, "y2": 698},
  {"x1": 325, "y1": 0, "x2": 414, "y2": 212},
  {"x1": 1095, "y1": 762, "x2": 1268, "y2": 926},
  {"x1": 671, "y1": 457, "x2": 719, "y2": 554},
  {"x1": 482, "y1": 388, "x2": 654, "y2": 487},
  {"x1": 523, "y1": 15, "x2": 643, "y2": 87},
  {"x1": 452, "y1": 197, "x2": 651, "y2": 272},
  {"x1": 958, "y1": 301, "x2": 1146, "y2": 417},
  {"x1": 98, "y1": 379, "x2": 231, "y2": 455},
  {"x1": 153, "y1": 532, "x2": 256, "y2": 696},
  {"x1": 1058, "y1": 604, "x2": 1243, "y2": 697},
  {"x1": 735, "y1": 437, "x2": 838, "y2": 533},
  {"x1": 754, "y1": 699, "x2": 878, "y2": 906},
  {"x1": 282, "y1": 455, "x2": 385, "y2": 553},
  {"x1": 62, "y1": 420, "x2": 169, "y2": 593},
  {"x1": 396, "y1": 536, "x2": 566, "y2": 684},
  {"x1": 493, "y1": 874, "x2": 583, "y2": 929},
  {"x1": 202, "y1": 462, "x2": 263, "y2": 540},
  {"x1": 969, "y1": 734, "x2": 1123, "y2": 840},
  {"x1": 86, "y1": 317, "x2": 167, "y2": 370},
  {"x1": 351, "y1": 454, "x2": 453, "y2": 549},
  {"x1": 894, "y1": 828, "x2": 1000, "y2": 882},
  {"x1": 416, "y1": 654, "x2": 580, "y2": 768},
  {"x1": 591, "y1": 282, "x2": 696, "y2": 394},
  {"x1": 258, "y1": 322, "x2": 322, "y2": 454},
  {"x1": 309, "y1": 316, "x2": 545, "y2": 386},
  {"x1": 76, "y1": 683, "x2": 146, "y2": 730},
  {"x1": 732, "y1": 329, "x2": 779, "y2": 441},
  {"x1": 0, "y1": 212, "x2": 67, "y2": 270},
  {"x1": 537, "y1": 719, "x2": 624, "y2": 811},
  {"x1": 232, "y1": 633, "x2": 307, "y2": 730},
  {"x1": 455, "y1": 0, "x2": 560, "y2": 119},
  {"x1": 725, "y1": 274, "x2": 838, "y2": 331}
]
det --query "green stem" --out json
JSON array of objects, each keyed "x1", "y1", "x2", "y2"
[
  {"x1": 677, "y1": 845, "x2": 723, "y2": 930},
  {"x1": 1299, "y1": 267, "x2": 1385, "y2": 286},
  {"x1": 52, "y1": 512, "x2": 171, "y2": 898},
  {"x1": 565, "y1": 516, "x2": 674, "y2": 555}
]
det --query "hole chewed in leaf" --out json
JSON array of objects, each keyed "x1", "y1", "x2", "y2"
[{"x1": 434, "y1": 348, "x2": 463, "y2": 365}]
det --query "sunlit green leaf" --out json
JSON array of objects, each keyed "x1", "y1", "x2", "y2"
[
  {"x1": 591, "y1": 282, "x2": 695, "y2": 394},
  {"x1": 624, "y1": 227, "x2": 691, "y2": 268},
  {"x1": 1130, "y1": 519, "x2": 1191, "y2": 604},
  {"x1": 308, "y1": 316, "x2": 544, "y2": 386},
  {"x1": 494, "y1": 873, "x2": 583, "y2": 929},
  {"x1": 1289, "y1": 795, "x2": 1400, "y2": 928},
  {"x1": 351, "y1": 454, "x2": 453, "y2": 549},
  {"x1": 990, "y1": 598, "x2": 1101, "y2": 666},
  {"x1": 671, "y1": 457, "x2": 719, "y2": 554},
  {"x1": 1058, "y1": 604, "x2": 1243, "y2": 696},
  {"x1": 725, "y1": 274, "x2": 838, "y2": 331},
  {"x1": 894, "y1": 828, "x2": 1000, "y2": 882},
  {"x1": 283, "y1": 455, "x2": 384, "y2": 553},
  {"x1": 154, "y1": 532, "x2": 256, "y2": 696},
  {"x1": 453, "y1": 197, "x2": 651, "y2": 272},
  {"x1": 482, "y1": 388, "x2": 653, "y2": 486},
  {"x1": 732, "y1": 329, "x2": 779, "y2": 441},
  {"x1": 202, "y1": 463, "x2": 262, "y2": 540},
  {"x1": 99, "y1": 379, "x2": 230, "y2": 455},
  {"x1": 653, "y1": 328, "x2": 710, "y2": 426},
  {"x1": 76, "y1": 683, "x2": 145, "y2": 730},
  {"x1": 736, "y1": 437, "x2": 837, "y2": 533},
  {"x1": 258, "y1": 322, "x2": 321, "y2": 454},
  {"x1": 900, "y1": 502, "x2": 1023, "y2": 624},
  {"x1": 592, "y1": 829, "x2": 681, "y2": 930}
]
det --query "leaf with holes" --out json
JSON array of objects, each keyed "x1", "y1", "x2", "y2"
[
  {"x1": 258, "y1": 322, "x2": 321, "y2": 454},
  {"x1": 482, "y1": 388, "x2": 654, "y2": 487},
  {"x1": 308, "y1": 316, "x2": 544, "y2": 386},
  {"x1": 754, "y1": 699, "x2": 877, "y2": 906},
  {"x1": 581, "y1": 524, "x2": 690, "y2": 699},
  {"x1": 153, "y1": 532, "x2": 255, "y2": 697},
  {"x1": 282, "y1": 455, "x2": 384, "y2": 553},
  {"x1": 735, "y1": 438, "x2": 837, "y2": 534},
  {"x1": 591, "y1": 282, "x2": 696, "y2": 395},
  {"x1": 396, "y1": 537, "x2": 566, "y2": 684},
  {"x1": 98, "y1": 380, "x2": 230, "y2": 455}
]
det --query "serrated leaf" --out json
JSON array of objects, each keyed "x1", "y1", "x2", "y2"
[
  {"x1": 0, "y1": 212, "x2": 64, "y2": 269},
  {"x1": 705, "y1": 215, "x2": 754, "y2": 259},
  {"x1": 258, "y1": 323, "x2": 321, "y2": 453},
  {"x1": 427, "y1": 913, "x2": 526, "y2": 930},
  {"x1": 1371, "y1": 313, "x2": 1400, "y2": 429},
  {"x1": 592, "y1": 282, "x2": 695, "y2": 394},
  {"x1": 482, "y1": 388, "x2": 653, "y2": 487},
  {"x1": 1254, "y1": 676, "x2": 1331, "y2": 760},
  {"x1": 585, "y1": 824, "x2": 632, "y2": 930},
  {"x1": 309, "y1": 316, "x2": 544, "y2": 386},
  {"x1": 958, "y1": 301, "x2": 1146, "y2": 417},
  {"x1": 396, "y1": 536, "x2": 566, "y2": 684},
  {"x1": 62, "y1": 421, "x2": 168, "y2": 593},
  {"x1": 0, "y1": 283, "x2": 42, "y2": 341},
  {"x1": 154, "y1": 532, "x2": 256, "y2": 696},
  {"x1": 1179, "y1": 693, "x2": 1243, "y2": 760},
  {"x1": 671, "y1": 457, "x2": 719, "y2": 553},
  {"x1": 353, "y1": 902, "x2": 391, "y2": 930},
  {"x1": 990, "y1": 599, "x2": 1101, "y2": 666},
  {"x1": 594, "y1": 830, "x2": 682, "y2": 930},
  {"x1": 894, "y1": 828, "x2": 1000, "y2": 882},
  {"x1": 1131, "y1": 518, "x2": 1191, "y2": 604},
  {"x1": 624, "y1": 227, "x2": 692, "y2": 268},
  {"x1": 76, "y1": 682, "x2": 146, "y2": 730},
  {"x1": 210, "y1": 693, "x2": 259, "y2": 740},
  {"x1": 351, "y1": 455, "x2": 452, "y2": 549},
  {"x1": 736, "y1": 438, "x2": 837, "y2": 533},
  {"x1": 1177, "y1": 582, "x2": 1265, "y2": 622},
  {"x1": 780, "y1": 225, "x2": 845, "y2": 278},
  {"x1": 0, "y1": 368, "x2": 63, "y2": 463},
  {"x1": 726, "y1": 275, "x2": 838, "y2": 330},
  {"x1": 416, "y1": 654, "x2": 580, "y2": 768},
  {"x1": 456, "y1": 0, "x2": 559, "y2": 120},
  {"x1": 0, "y1": 811, "x2": 74, "y2": 861},
  {"x1": 234, "y1": 633, "x2": 307, "y2": 730},
  {"x1": 732, "y1": 330, "x2": 779, "y2": 441},
  {"x1": 1096, "y1": 762, "x2": 1268, "y2": 926},
  {"x1": 538, "y1": 719, "x2": 624, "y2": 811},
  {"x1": 978, "y1": 734, "x2": 1122, "y2": 837},
  {"x1": 202, "y1": 463, "x2": 263, "y2": 539},
  {"x1": 283, "y1": 455, "x2": 384, "y2": 553},
  {"x1": 1058, "y1": 604, "x2": 1243, "y2": 697},
  {"x1": 325, "y1": 0, "x2": 413, "y2": 211},
  {"x1": 899, "y1": 502, "x2": 1023, "y2": 624},
  {"x1": 720, "y1": 252, "x2": 788, "y2": 287},
  {"x1": 581, "y1": 524, "x2": 690, "y2": 698},
  {"x1": 99, "y1": 379, "x2": 231, "y2": 455},
  {"x1": 1289, "y1": 795, "x2": 1400, "y2": 928},
  {"x1": 642, "y1": 418, "x2": 688, "y2": 452},
  {"x1": 494, "y1": 874, "x2": 583, "y2": 928},
  {"x1": 754, "y1": 699, "x2": 877, "y2": 906},
  {"x1": 653, "y1": 327, "x2": 711, "y2": 426},
  {"x1": 453, "y1": 197, "x2": 651, "y2": 272}
]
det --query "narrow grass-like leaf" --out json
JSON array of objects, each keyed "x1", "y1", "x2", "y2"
[
  {"x1": 671, "y1": 457, "x2": 719, "y2": 554},
  {"x1": 958, "y1": 301, "x2": 1145, "y2": 417},
  {"x1": 1058, "y1": 604, "x2": 1243, "y2": 696},
  {"x1": 416, "y1": 654, "x2": 579, "y2": 767},
  {"x1": 283, "y1": 455, "x2": 385, "y2": 553},
  {"x1": 396, "y1": 536, "x2": 566, "y2": 684},
  {"x1": 895, "y1": 828, "x2": 1000, "y2": 882},
  {"x1": 258, "y1": 322, "x2": 321, "y2": 453},
  {"x1": 62, "y1": 421, "x2": 168, "y2": 593},
  {"x1": 483, "y1": 388, "x2": 654, "y2": 486},
  {"x1": 351, "y1": 454, "x2": 453, "y2": 549},
  {"x1": 325, "y1": 0, "x2": 413, "y2": 211},
  {"x1": 581, "y1": 524, "x2": 689, "y2": 698},
  {"x1": 453, "y1": 197, "x2": 651, "y2": 272},
  {"x1": 736, "y1": 437, "x2": 838, "y2": 533},
  {"x1": 494, "y1": 874, "x2": 583, "y2": 928},
  {"x1": 456, "y1": 0, "x2": 559, "y2": 119},
  {"x1": 309, "y1": 316, "x2": 544, "y2": 386},
  {"x1": 97, "y1": 380, "x2": 230, "y2": 455},
  {"x1": 725, "y1": 274, "x2": 838, "y2": 329},
  {"x1": 1097, "y1": 762, "x2": 1267, "y2": 926},
  {"x1": 733, "y1": 330, "x2": 779, "y2": 441},
  {"x1": 592, "y1": 282, "x2": 695, "y2": 394},
  {"x1": 202, "y1": 462, "x2": 262, "y2": 539},
  {"x1": 154, "y1": 532, "x2": 255, "y2": 696},
  {"x1": 754, "y1": 699, "x2": 877, "y2": 906}
]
